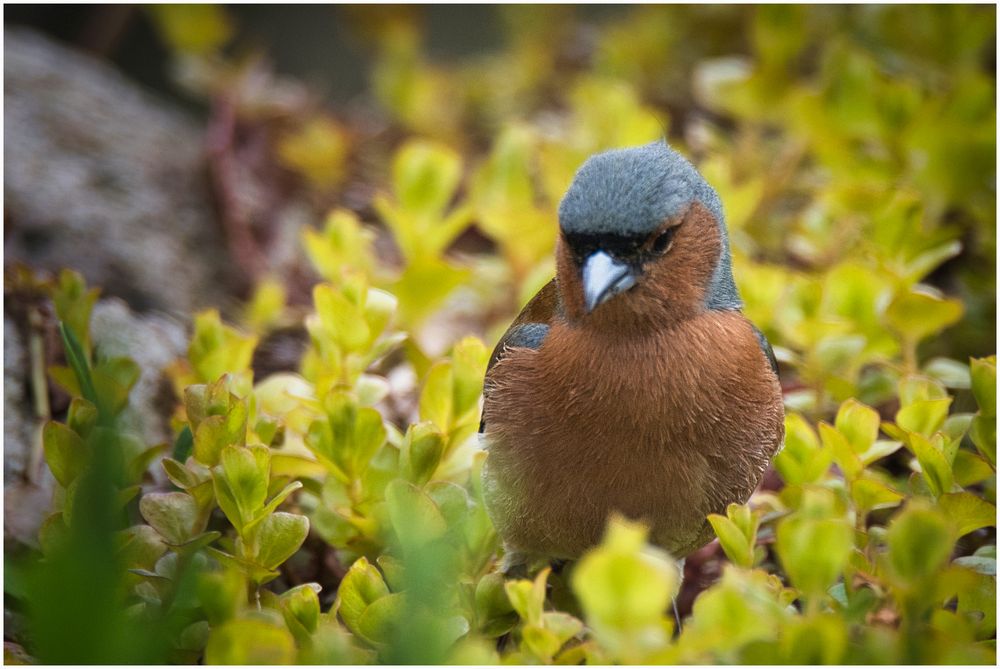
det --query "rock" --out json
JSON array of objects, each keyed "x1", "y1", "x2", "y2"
[
  {"x1": 3, "y1": 314, "x2": 34, "y2": 486},
  {"x1": 3, "y1": 27, "x2": 236, "y2": 317},
  {"x1": 90, "y1": 299, "x2": 188, "y2": 447}
]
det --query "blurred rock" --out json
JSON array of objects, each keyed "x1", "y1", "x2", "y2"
[
  {"x1": 4, "y1": 311, "x2": 55, "y2": 547},
  {"x1": 4, "y1": 314, "x2": 33, "y2": 485},
  {"x1": 90, "y1": 298, "x2": 188, "y2": 447},
  {"x1": 3, "y1": 27, "x2": 236, "y2": 317}
]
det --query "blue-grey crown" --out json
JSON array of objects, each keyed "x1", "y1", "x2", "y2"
[{"x1": 557, "y1": 140, "x2": 741, "y2": 311}]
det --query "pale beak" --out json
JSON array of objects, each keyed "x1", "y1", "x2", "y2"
[{"x1": 582, "y1": 251, "x2": 638, "y2": 313}]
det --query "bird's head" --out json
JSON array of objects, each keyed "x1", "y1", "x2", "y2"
[{"x1": 555, "y1": 140, "x2": 741, "y2": 329}]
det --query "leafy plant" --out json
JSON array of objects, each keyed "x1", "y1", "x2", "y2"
[{"x1": 6, "y1": 4, "x2": 994, "y2": 665}]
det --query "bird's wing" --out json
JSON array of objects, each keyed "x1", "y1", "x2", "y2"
[
  {"x1": 480, "y1": 279, "x2": 561, "y2": 433},
  {"x1": 751, "y1": 324, "x2": 779, "y2": 377}
]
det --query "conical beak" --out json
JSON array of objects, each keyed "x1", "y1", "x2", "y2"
[{"x1": 582, "y1": 251, "x2": 638, "y2": 313}]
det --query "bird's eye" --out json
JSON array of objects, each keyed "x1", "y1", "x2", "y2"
[{"x1": 650, "y1": 227, "x2": 677, "y2": 256}]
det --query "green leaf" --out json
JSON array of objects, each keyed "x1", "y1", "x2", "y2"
[
  {"x1": 384, "y1": 479, "x2": 448, "y2": 552},
  {"x1": 970, "y1": 356, "x2": 996, "y2": 417},
  {"x1": 851, "y1": 479, "x2": 904, "y2": 514},
  {"x1": 953, "y1": 450, "x2": 994, "y2": 487},
  {"x1": 362, "y1": 289, "x2": 397, "y2": 341},
  {"x1": 571, "y1": 516, "x2": 679, "y2": 642},
  {"x1": 52, "y1": 270, "x2": 99, "y2": 354},
  {"x1": 775, "y1": 513, "x2": 853, "y2": 598},
  {"x1": 194, "y1": 396, "x2": 249, "y2": 467},
  {"x1": 302, "y1": 208, "x2": 376, "y2": 283},
  {"x1": 117, "y1": 524, "x2": 167, "y2": 573},
  {"x1": 778, "y1": 612, "x2": 848, "y2": 664},
  {"x1": 42, "y1": 421, "x2": 89, "y2": 487},
  {"x1": 314, "y1": 283, "x2": 370, "y2": 352},
  {"x1": 393, "y1": 140, "x2": 463, "y2": 221},
  {"x1": 542, "y1": 610, "x2": 584, "y2": 646},
  {"x1": 475, "y1": 572, "x2": 516, "y2": 637},
  {"x1": 66, "y1": 398, "x2": 98, "y2": 438},
  {"x1": 899, "y1": 374, "x2": 949, "y2": 406},
  {"x1": 684, "y1": 566, "x2": 790, "y2": 656},
  {"x1": 172, "y1": 531, "x2": 221, "y2": 554},
  {"x1": 255, "y1": 481, "x2": 304, "y2": 525},
  {"x1": 819, "y1": 422, "x2": 862, "y2": 481},
  {"x1": 424, "y1": 481, "x2": 470, "y2": 531},
  {"x1": 451, "y1": 337, "x2": 489, "y2": 420},
  {"x1": 280, "y1": 583, "x2": 322, "y2": 638},
  {"x1": 162, "y1": 457, "x2": 206, "y2": 490},
  {"x1": 886, "y1": 504, "x2": 954, "y2": 586},
  {"x1": 307, "y1": 394, "x2": 387, "y2": 480},
  {"x1": 337, "y1": 557, "x2": 390, "y2": 637},
  {"x1": 216, "y1": 445, "x2": 270, "y2": 530},
  {"x1": 390, "y1": 258, "x2": 470, "y2": 326},
  {"x1": 139, "y1": 492, "x2": 199, "y2": 545},
  {"x1": 708, "y1": 514, "x2": 753, "y2": 568},
  {"x1": 909, "y1": 433, "x2": 955, "y2": 497},
  {"x1": 376, "y1": 555, "x2": 406, "y2": 592},
  {"x1": 835, "y1": 399, "x2": 881, "y2": 453},
  {"x1": 197, "y1": 568, "x2": 246, "y2": 626},
  {"x1": 401, "y1": 422, "x2": 445, "y2": 486},
  {"x1": 254, "y1": 512, "x2": 309, "y2": 570},
  {"x1": 172, "y1": 425, "x2": 194, "y2": 462},
  {"x1": 128, "y1": 444, "x2": 168, "y2": 484},
  {"x1": 896, "y1": 398, "x2": 952, "y2": 437},
  {"x1": 774, "y1": 413, "x2": 831, "y2": 485},
  {"x1": 937, "y1": 492, "x2": 996, "y2": 537},
  {"x1": 858, "y1": 440, "x2": 903, "y2": 465},
  {"x1": 505, "y1": 567, "x2": 549, "y2": 626},
  {"x1": 58, "y1": 322, "x2": 99, "y2": 409},
  {"x1": 419, "y1": 362, "x2": 454, "y2": 431},
  {"x1": 204, "y1": 618, "x2": 296, "y2": 665},
  {"x1": 356, "y1": 592, "x2": 407, "y2": 646},
  {"x1": 522, "y1": 624, "x2": 563, "y2": 662},
  {"x1": 91, "y1": 357, "x2": 140, "y2": 415},
  {"x1": 886, "y1": 287, "x2": 963, "y2": 342},
  {"x1": 969, "y1": 414, "x2": 996, "y2": 467},
  {"x1": 188, "y1": 310, "x2": 258, "y2": 383},
  {"x1": 147, "y1": 4, "x2": 232, "y2": 55}
]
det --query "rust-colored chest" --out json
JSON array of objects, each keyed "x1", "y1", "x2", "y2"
[{"x1": 481, "y1": 309, "x2": 784, "y2": 559}]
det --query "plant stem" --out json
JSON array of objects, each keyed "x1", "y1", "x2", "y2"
[{"x1": 28, "y1": 308, "x2": 51, "y2": 484}]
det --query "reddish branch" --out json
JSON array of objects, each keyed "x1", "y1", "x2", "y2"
[{"x1": 206, "y1": 95, "x2": 269, "y2": 283}]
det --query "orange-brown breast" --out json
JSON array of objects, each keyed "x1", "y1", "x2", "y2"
[{"x1": 481, "y1": 308, "x2": 784, "y2": 560}]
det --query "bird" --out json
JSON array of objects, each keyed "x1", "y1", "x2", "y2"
[{"x1": 479, "y1": 140, "x2": 784, "y2": 573}]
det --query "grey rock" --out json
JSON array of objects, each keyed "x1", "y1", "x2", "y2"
[
  {"x1": 4, "y1": 314, "x2": 33, "y2": 485},
  {"x1": 90, "y1": 299, "x2": 188, "y2": 447},
  {"x1": 4, "y1": 27, "x2": 235, "y2": 317}
]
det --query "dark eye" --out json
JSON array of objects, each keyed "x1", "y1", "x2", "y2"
[{"x1": 651, "y1": 227, "x2": 677, "y2": 255}]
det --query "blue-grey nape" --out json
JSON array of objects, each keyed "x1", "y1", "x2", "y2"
[{"x1": 557, "y1": 140, "x2": 742, "y2": 311}]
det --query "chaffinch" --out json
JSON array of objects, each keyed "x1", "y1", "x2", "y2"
[{"x1": 480, "y1": 141, "x2": 784, "y2": 571}]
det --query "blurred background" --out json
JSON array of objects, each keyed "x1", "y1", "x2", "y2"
[
  {"x1": 5, "y1": 4, "x2": 994, "y2": 339},
  {"x1": 3, "y1": 5, "x2": 996, "y2": 661}
]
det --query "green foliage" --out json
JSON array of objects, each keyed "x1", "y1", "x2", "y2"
[{"x1": 11, "y1": 5, "x2": 995, "y2": 666}]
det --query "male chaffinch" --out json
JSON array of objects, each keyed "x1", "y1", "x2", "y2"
[{"x1": 480, "y1": 141, "x2": 784, "y2": 571}]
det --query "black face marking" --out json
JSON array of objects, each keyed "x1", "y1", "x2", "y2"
[
  {"x1": 564, "y1": 231, "x2": 646, "y2": 265},
  {"x1": 564, "y1": 225, "x2": 679, "y2": 268}
]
